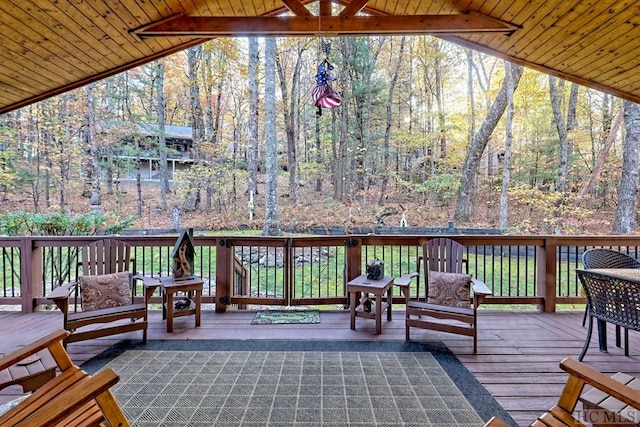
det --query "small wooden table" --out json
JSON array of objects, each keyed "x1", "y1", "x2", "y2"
[
  {"x1": 348, "y1": 275, "x2": 394, "y2": 335},
  {"x1": 144, "y1": 276, "x2": 203, "y2": 333}
]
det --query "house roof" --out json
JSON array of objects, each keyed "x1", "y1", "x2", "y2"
[
  {"x1": 1, "y1": 0, "x2": 639, "y2": 115},
  {"x1": 138, "y1": 124, "x2": 193, "y2": 141}
]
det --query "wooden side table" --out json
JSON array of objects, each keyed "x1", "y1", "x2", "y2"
[
  {"x1": 144, "y1": 276, "x2": 203, "y2": 333},
  {"x1": 347, "y1": 275, "x2": 394, "y2": 335}
]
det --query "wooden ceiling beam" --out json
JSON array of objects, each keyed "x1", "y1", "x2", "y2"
[
  {"x1": 319, "y1": 0, "x2": 332, "y2": 16},
  {"x1": 339, "y1": 0, "x2": 369, "y2": 17},
  {"x1": 280, "y1": 0, "x2": 313, "y2": 17},
  {"x1": 135, "y1": 13, "x2": 517, "y2": 37}
]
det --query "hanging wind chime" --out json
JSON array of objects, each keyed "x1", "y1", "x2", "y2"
[{"x1": 312, "y1": 41, "x2": 341, "y2": 116}]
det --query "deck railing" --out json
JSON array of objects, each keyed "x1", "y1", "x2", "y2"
[{"x1": 2, "y1": 234, "x2": 640, "y2": 313}]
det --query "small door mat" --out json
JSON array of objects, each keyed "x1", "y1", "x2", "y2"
[{"x1": 251, "y1": 309, "x2": 320, "y2": 325}]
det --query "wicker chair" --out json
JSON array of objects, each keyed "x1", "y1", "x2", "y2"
[
  {"x1": 581, "y1": 248, "x2": 640, "y2": 353},
  {"x1": 576, "y1": 268, "x2": 640, "y2": 360}
]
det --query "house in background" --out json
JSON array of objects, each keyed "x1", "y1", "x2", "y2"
[{"x1": 114, "y1": 124, "x2": 195, "y2": 182}]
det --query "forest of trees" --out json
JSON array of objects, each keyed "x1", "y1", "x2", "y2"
[{"x1": 0, "y1": 35, "x2": 638, "y2": 236}]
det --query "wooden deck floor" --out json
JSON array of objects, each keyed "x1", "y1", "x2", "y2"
[{"x1": 1, "y1": 308, "x2": 638, "y2": 426}]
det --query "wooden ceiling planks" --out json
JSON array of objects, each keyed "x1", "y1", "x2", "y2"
[
  {"x1": 109, "y1": 0, "x2": 179, "y2": 52},
  {"x1": 69, "y1": 1, "x2": 146, "y2": 62},
  {"x1": 19, "y1": 2, "x2": 115, "y2": 73},
  {"x1": 0, "y1": 2, "x2": 108, "y2": 78},
  {"x1": 519, "y1": 0, "x2": 620, "y2": 66},
  {"x1": 532, "y1": 0, "x2": 627, "y2": 68},
  {"x1": 2, "y1": 0, "x2": 640, "y2": 113},
  {"x1": 481, "y1": 0, "x2": 517, "y2": 23},
  {"x1": 476, "y1": 0, "x2": 546, "y2": 53},
  {"x1": 498, "y1": 1, "x2": 564, "y2": 57},
  {"x1": 60, "y1": 3, "x2": 140, "y2": 67},
  {"x1": 0, "y1": 27, "x2": 80, "y2": 107},
  {"x1": 454, "y1": 0, "x2": 501, "y2": 45},
  {"x1": 390, "y1": 0, "x2": 411, "y2": 15},
  {"x1": 0, "y1": 29, "x2": 74, "y2": 91},
  {"x1": 555, "y1": 6, "x2": 640, "y2": 78},
  {"x1": 134, "y1": 0, "x2": 191, "y2": 49}
]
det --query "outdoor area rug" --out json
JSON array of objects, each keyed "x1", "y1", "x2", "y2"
[
  {"x1": 82, "y1": 340, "x2": 515, "y2": 427},
  {"x1": 251, "y1": 310, "x2": 320, "y2": 325}
]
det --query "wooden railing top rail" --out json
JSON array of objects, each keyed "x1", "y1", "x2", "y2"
[
  {"x1": 5, "y1": 233, "x2": 640, "y2": 314},
  {"x1": 4, "y1": 234, "x2": 640, "y2": 247}
]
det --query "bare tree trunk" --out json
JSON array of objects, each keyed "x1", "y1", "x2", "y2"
[
  {"x1": 156, "y1": 60, "x2": 169, "y2": 210},
  {"x1": 208, "y1": 48, "x2": 226, "y2": 209},
  {"x1": 575, "y1": 108, "x2": 623, "y2": 206},
  {"x1": 44, "y1": 128, "x2": 51, "y2": 209},
  {"x1": 82, "y1": 93, "x2": 93, "y2": 199},
  {"x1": 379, "y1": 37, "x2": 405, "y2": 206},
  {"x1": 434, "y1": 41, "x2": 447, "y2": 159},
  {"x1": 136, "y1": 152, "x2": 142, "y2": 217},
  {"x1": 58, "y1": 94, "x2": 70, "y2": 212},
  {"x1": 455, "y1": 63, "x2": 523, "y2": 222},
  {"x1": 466, "y1": 50, "x2": 476, "y2": 146},
  {"x1": 27, "y1": 106, "x2": 41, "y2": 212},
  {"x1": 567, "y1": 83, "x2": 579, "y2": 132},
  {"x1": 247, "y1": 38, "x2": 259, "y2": 201},
  {"x1": 87, "y1": 83, "x2": 101, "y2": 212},
  {"x1": 188, "y1": 45, "x2": 204, "y2": 137},
  {"x1": 613, "y1": 101, "x2": 640, "y2": 234},
  {"x1": 105, "y1": 151, "x2": 113, "y2": 195},
  {"x1": 263, "y1": 38, "x2": 280, "y2": 236},
  {"x1": 315, "y1": 110, "x2": 322, "y2": 192},
  {"x1": 183, "y1": 46, "x2": 204, "y2": 212},
  {"x1": 275, "y1": 41, "x2": 304, "y2": 204},
  {"x1": 335, "y1": 91, "x2": 349, "y2": 201},
  {"x1": 499, "y1": 61, "x2": 515, "y2": 229},
  {"x1": 549, "y1": 76, "x2": 569, "y2": 192},
  {"x1": 345, "y1": 37, "x2": 384, "y2": 193}
]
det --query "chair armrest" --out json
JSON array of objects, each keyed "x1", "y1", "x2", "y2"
[
  {"x1": 12, "y1": 368, "x2": 123, "y2": 426},
  {"x1": 46, "y1": 282, "x2": 76, "y2": 301},
  {"x1": 482, "y1": 417, "x2": 511, "y2": 427},
  {"x1": 134, "y1": 275, "x2": 161, "y2": 303},
  {"x1": 133, "y1": 274, "x2": 161, "y2": 288},
  {"x1": 395, "y1": 272, "x2": 418, "y2": 300},
  {"x1": 395, "y1": 272, "x2": 418, "y2": 287},
  {"x1": 471, "y1": 279, "x2": 492, "y2": 296},
  {"x1": 0, "y1": 330, "x2": 70, "y2": 372},
  {"x1": 561, "y1": 358, "x2": 640, "y2": 410}
]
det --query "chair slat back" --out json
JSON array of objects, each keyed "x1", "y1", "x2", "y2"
[
  {"x1": 80, "y1": 239, "x2": 133, "y2": 276},
  {"x1": 423, "y1": 238, "x2": 466, "y2": 274},
  {"x1": 582, "y1": 248, "x2": 640, "y2": 269}
]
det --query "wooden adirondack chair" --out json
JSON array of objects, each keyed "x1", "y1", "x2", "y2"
[
  {"x1": 396, "y1": 238, "x2": 491, "y2": 353},
  {"x1": 47, "y1": 239, "x2": 147, "y2": 345},
  {"x1": 0, "y1": 329, "x2": 129, "y2": 426},
  {"x1": 484, "y1": 358, "x2": 640, "y2": 427}
]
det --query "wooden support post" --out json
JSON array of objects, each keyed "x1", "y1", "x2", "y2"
[
  {"x1": 21, "y1": 237, "x2": 41, "y2": 313},
  {"x1": 538, "y1": 238, "x2": 557, "y2": 313},
  {"x1": 215, "y1": 239, "x2": 232, "y2": 313},
  {"x1": 345, "y1": 238, "x2": 362, "y2": 283}
]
